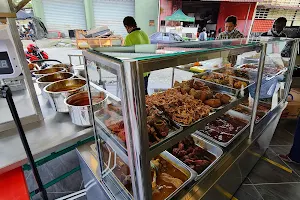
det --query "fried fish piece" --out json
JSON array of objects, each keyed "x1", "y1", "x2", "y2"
[{"x1": 204, "y1": 99, "x2": 221, "y2": 108}]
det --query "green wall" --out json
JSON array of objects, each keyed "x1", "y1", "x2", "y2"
[
  {"x1": 135, "y1": 0, "x2": 159, "y2": 36},
  {"x1": 31, "y1": 0, "x2": 45, "y2": 23},
  {"x1": 84, "y1": 0, "x2": 95, "y2": 30}
]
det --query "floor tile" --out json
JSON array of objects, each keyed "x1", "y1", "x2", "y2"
[
  {"x1": 243, "y1": 177, "x2": 252, "y2": 185},
  {"x1": 270, "y1": 146, "x2": 300, "y2": 177},
  {"x1": 269, "y1": 146, "x2": 292, "y2": 157},
  {"x1": 248, "y1": 149, "x2": 300, "y2": 184},
  {"x1": 278, "y1": 119, "x2": 297, "y2": 135},
  {"x1": 256, "y1": 183, "x2": 300, "y2": 200},
  {"x1": 76, "y1": 195, "x2": 87, "y2": 200},
  {"x1": 234, "y1": 184, "x2": 263, "y2": 200},
  {"x1": 270, "y1": 128, "x2": 294, "y2": 146}
]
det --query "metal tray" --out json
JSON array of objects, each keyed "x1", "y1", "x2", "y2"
[
  {"x1": 192, "y1": 72, "x2": 252, "y2": 96},
  {"x1": 94, "y1": 104, "x2": 183, "y2": 152},
  {"x1": 159, "y1": 151, "x2": 197, "y2": 199},
  {"x1": 192, "y1": 78, "x2": 240, "y2": 96},
  {"x1": 236, "y1": 64, "x2": 287, "y2": 81},
  {"x1": 90, "y1": 149, "x2": 197, "y2": 200},
  {"x1": 94, "y1": 109, "x2": 127, "y2": 152},
  {"x1": 195, "y1": 110, "x2": 250, "y2": 147},
  {"x1": 213, "y1": 67, "x2": 251, "y2": 82},
  {"x1": 169, "y1": 133, "x2": 223, "y2": 181},
  {"x1": 237, "y1": 103, "x2": 270, "y2": 124},
  {"x1": 152, "y1": 81, "x2": 241, "y2": 127}
]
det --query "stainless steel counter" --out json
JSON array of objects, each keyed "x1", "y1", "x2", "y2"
[{"x1": 0, "y1": 85, "x2": 93, "y2": 174}]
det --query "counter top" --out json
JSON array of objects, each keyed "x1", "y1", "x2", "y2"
[{"x1": 0, "y1": 85, "x2": 93, "y2": 174}]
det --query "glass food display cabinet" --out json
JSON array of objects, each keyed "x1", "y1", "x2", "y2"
[{"x1": 81, "y1": 38, "x2": 298, "y2": 200}]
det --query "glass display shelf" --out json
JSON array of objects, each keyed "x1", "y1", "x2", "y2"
[{"x1": 83, "y1": 38, "x2": 299, "y2": 200}]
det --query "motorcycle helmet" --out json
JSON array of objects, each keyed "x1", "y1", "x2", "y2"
[{"x1": 27, "y1": 44, "x2": 37, "y2": 53}]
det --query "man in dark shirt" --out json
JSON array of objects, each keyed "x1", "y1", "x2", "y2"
[{"x1": 261, "y1": 17, "x2": 287, "y2": 37}]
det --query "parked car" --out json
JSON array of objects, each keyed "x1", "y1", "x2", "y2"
[{"x1": 150, "y1": 32, "x2": 184, "y2": 44}]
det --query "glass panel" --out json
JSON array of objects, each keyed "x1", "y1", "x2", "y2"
[
  {"x1": 91, "y1": 38, "x2": 257, "y2": 62},
  {"x1": 235, "y1": 37, "x2": 296, "y2": 124},
  {"x1": 141, "y1": 47, "x2": 256, "y2": 199},
  {"x1": 85, "y1": 58, "x2": 132, "y2": 200}
]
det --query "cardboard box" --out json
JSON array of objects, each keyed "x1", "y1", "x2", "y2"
[{"x1": 281, "y1": 88, "x2": 300, "y2": 119}]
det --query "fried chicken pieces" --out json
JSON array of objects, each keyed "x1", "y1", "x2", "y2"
[
  {"x1": 104, "y1": 103, "x2": 172, "y2": 146},
  {"x1": 174, "y1": 79, "x2": 232, "y2": 108},
  {"x1": 146, "y1": 106, "x2": 171, "y2": 146},
  {"x1": 146, "y1": 88, "x2": 211, "y2": 125},
  {"x1": 195, "y1": 73, "x2": 248, "y2": 89}
]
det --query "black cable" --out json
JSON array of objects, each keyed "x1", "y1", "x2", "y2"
[{"x1": 1, "y1": 86, "x2": 48, "y2": 200}]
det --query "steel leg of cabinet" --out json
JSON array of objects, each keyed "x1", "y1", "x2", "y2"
[
  {"x1": 171, "y1": 67, "x2": 175, "y2": 87},
  {"x1": 250, "y1": 44, "x2": 267, "y2": 138},
  {"x1": 284, "y1": 40, "x2": 299, "y2": 100}
]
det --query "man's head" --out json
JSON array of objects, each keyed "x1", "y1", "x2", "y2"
[
  {"x1": 273, "y1": 17, "x2": 287, "y2": 34},
  {"x1": 123, "y1": 16, "x2": 137, "y2": 33},
  {"x1": 225, "y1": 15, "x2": 237, "y2": 33},
  {"x1": 202, "y1": 27, "x2": 206, "y2": 32}
]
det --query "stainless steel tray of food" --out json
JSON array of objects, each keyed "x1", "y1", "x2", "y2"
[
  {"x1": 195, "y1": 110, "x2": 250, "y2": 147},
  {"x1": 169, "y1": 133, "x2": 223, "y2": 181},
  {"x1": 232, "y1": 104, "x2": 267, "y2": 123},
  {"x1": 239, "y1": 100, "x2": 272, "y2": 123},
  {"x1": 192, "y1": 72, "x2": 252, "y2": 96},
  {"x1": 146, "y1": 79, "x2": 246, "y2": 128},
  {"x1": 94, "y1": 107, "x2": 127, "y2": 153},
  {"x1": 192, "y1": 78, "x2": 240, "y2": 96},
  {"x1": 213, "y1": 67, "x2": 251, "y2": 82},
  {"x1": 236, "y1": 64, "x2": 287, "y2": 80},
  {"x1": 157, "y1": 151, "x2": 197, "y2": 200},
  {"x1": 94, "y1": 102, "x2": 183, "y2": 152}
]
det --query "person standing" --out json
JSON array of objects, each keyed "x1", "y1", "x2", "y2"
[
  {"x1": 123, "y1": 16, "x2": 150, "y2": 46},
  {"x1": 199, "y1": 27, "x2": 208, "y2": 41},
  {"x1": 280, "y1": 120, "x2": 300, "y2": 164},
  {"x1": 261, "y1": 17, "x2": 287, "y2": 37},
  {"x1": 216, "y1": 15, "x2": 244, "y2": 40},
  {"x1": 216, "y1": 16, "x2": 244, "y2": 65},
  {"x1": 123, "y1": 16, "x2": 151, "y2": 95}
]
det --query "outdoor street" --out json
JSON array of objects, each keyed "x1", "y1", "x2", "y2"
[{"x1": 23, "y1": 39, "x2": 192, "y2": 94}]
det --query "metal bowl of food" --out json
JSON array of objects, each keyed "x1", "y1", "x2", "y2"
[
  {"x1": 65, "y1": 91, "x2": 107, "y2": 126},
  {"x1": 51, "y1": 63, "x2": 73, "y2": 73},
  {"x1": 44, "y1": 78, "x2": 87, "y2": 112},
  {"x1": 36, "y1": 72, "x2": 74, "y2": 98},
  {"x1": 32, "y1": 67, "x2": 66, "y2": 78}
]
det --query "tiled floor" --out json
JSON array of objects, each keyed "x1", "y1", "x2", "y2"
[{"x1": 234, "y1": 119, "x2": 300, "y2": 200}]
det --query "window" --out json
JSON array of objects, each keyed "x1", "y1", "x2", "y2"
[
  {"x1": 162, "y1": 33, "x2": 169, "y2": 41},
  {"x1": 153, "y1": 32, "x2": 162, "y2": 40},
  {"x1": 173, "y1": 34, "x2": 183, "y2": 41}
]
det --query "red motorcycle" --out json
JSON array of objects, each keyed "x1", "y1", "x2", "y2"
[{"x1": 25, "y1": 44, "x2": 49, "y2": 62}]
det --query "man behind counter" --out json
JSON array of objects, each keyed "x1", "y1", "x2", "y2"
[
  {"x1": 216, "y1": 15, "x2": 244, "y2": 40},
  {"x1": 216, "y1": 15, "x2": 244, "y2": 65},
  {"x1": 123, "y1": 16, "x2": 150, "y2": 95},
  {"x1": 261, "y1": 17, "x2": 287, "y2": 38}
]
